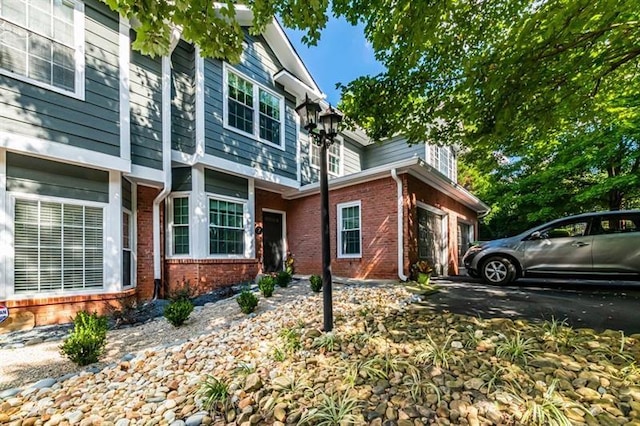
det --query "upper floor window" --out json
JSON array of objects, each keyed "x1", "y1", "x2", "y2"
[
  {"x1": 311, "y1": 140, "x2": 341, "y2": 176},
  {"x1": 0, "y1": 0, "x2": 84, "y2": 98},
  {"x1": 429, "y1": 145, "x2": 457, "y2": 182},
  {"x1": 224, "y1": 65, "x2": 285, "y2": 149}
]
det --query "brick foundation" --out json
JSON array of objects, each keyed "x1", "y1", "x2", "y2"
[{"x1": 165, "y1": 259, "x2": 259, "y2": 295}]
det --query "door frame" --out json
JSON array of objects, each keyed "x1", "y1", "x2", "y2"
[
  {"x1": 417, "y1": 201, "x2": 449, "y2": 275},
  {"x1": 456, "y1": 219, "x2": 474, "y2": 267},
  {"x1": 262, "y1": 208, "x2": 287, "y2": 270}
]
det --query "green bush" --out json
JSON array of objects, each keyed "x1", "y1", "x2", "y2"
[
  {"x1": 237, "y1": 289, "x2": 258, "y2": 314},
  {"x1": 164, "y1": 298, "x2": 194, "y2": 327},
  {"x1": 258, "y1": 275, "x2": 275, "y2": 297},
  {"x1": 60, "y1": 311, "x2": 109, "y2": 366},
  {"x1": 275, "y1": 270, "x2": 292, "y2": 288},
  {"x1": 310, "y1": 274, "x2": 322, "y2": 293}
]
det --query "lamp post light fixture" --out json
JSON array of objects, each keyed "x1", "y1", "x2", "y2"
[{"x1": 295, "y1": 95, "x2": 343, "y2": 332}]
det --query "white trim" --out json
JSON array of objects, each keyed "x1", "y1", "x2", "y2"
[
  {"x1": 0, "y1": 131, "x2": 130, "y2": 172},
  {"x1": 130, "y1": 180, "x2": 137, "y2": 288},
  {"x1": 247, "y1": 178, "x2": 256, "y2": 259},
  {"x1": 198, "y1": 153, "x2": 299, "y2": 189},
  {"x1": 0, "y1": 0, "x2": 85, "y2": 100},
  {"x1": 105, "y1": 171, "x2": 122, "y2": 293},
  {"x1": 222, "y1": 63, "x2": 286, "y2": 151},
  {"x1": 206, "y1": 193, "x2": 251, "y2": 259},
  {"x1": 127, "y1": 164, "x2": 164, "y2": 184},
  {"x1": 119, "y1": 17, "x2": 131, "y2": 161},
  {"x1": 337, "y1": 200, "x2": 362, "y2": 259},
  {"x1": 390, "y1": 169, "x2": 408, "y2": 281},
  {"x1": 295, "y1": 113, "x2": 301, "y2": 184},
  {"x1": 122, "y1": 208, "x2": 133, "y2": 288},
  {"x1": 166, "y1": 193, "x2": 191, "y2": 258},
  {"x1": 195, "y1": 47, "x2": 205, "y2": 158},
  {"x1": 416, "y1": 201, "x2": 449, "y2": 276},
  {"x1": 191, "y1": 164, "x2": 207, "y2": 258},
  {"x1": 262, "y1": 208, "x2": 287, "y2": 270},
  {"x1": 273, "y1": 69, "x2": 323, "y2": 100},
  {"x1": 0, "y1": 150, "x2": 7, "y2": 299},
  {"x1": 5, "y1": 192, "x2": 109, "y2": 299}
]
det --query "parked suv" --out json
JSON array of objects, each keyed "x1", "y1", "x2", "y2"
[{"x1": 463, "y1": 210, "x2": 640, "y2": 285}]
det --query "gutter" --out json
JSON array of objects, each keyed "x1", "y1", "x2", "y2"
[
  {"x1": 391, "y1": 169, "x2": 408, "y2": 281},
  {"x1": 152, "y1": 28, "x2": 182, "y2": 299}
]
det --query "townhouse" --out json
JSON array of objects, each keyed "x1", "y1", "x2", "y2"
[{"x1": 0, "y1": 0, "x2": 488, "y2": 327}]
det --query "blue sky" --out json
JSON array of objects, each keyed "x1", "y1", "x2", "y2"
[{"x1": 284, "y1": 17, "x2": 385, "y2": 105}]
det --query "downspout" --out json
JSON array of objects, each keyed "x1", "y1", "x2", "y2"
[
  {"x1": 391, "y1": 169, "x2": 408, "y2": 281},
  {"x1": 152, "y1": 28, "x2": 182, "y2": 299}
]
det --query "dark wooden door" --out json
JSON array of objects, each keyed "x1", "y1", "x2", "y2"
[{"x1": 263, "y1": 211, "x2": 284, "y2": 273}]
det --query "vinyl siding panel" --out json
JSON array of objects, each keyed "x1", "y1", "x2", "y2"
[
  {"x1": 129, "y1": 31, "x2": 163, "y2": 170},
  {"x1": 0, "y1": 0, "x2": 120, "y2": 156},
  {"x1": 172, "y1": 167, "x2": 192, "y2": 192},
  {"x1": 343, "y1": 136, "x2": 364, "y2": 175},
  {"x1": 203, "y1": 33, "x2": 297, "y2": 181},
  {"x1": 363, "y1": 136, "x2": 424, "y2": 169},
  {"x1": 205, "y1": 169, "x2": 248, "y2": 199},
  {"x1": 6, "y1": 153, "x2": 109, "y2": 202},
  {"x1": 171, "y1": 41, "x2": 196, "y2": 154}
]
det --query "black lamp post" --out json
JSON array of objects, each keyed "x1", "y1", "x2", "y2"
[{"x1": 295, "y1": 95, "x2": 343, "y2": 332}]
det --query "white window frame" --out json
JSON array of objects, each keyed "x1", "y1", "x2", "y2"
[
  {"x1": 426, "y1": 145, "x2": 457, "y2": 183},
  {"x1": 6, "y1": 192, "x2": 106, "y2": 298},
  {"x1": 310, "y1": 137, "x2": 343, "y2": 177},
  {"x1": 167, "y1": 194, "x2": 191, "y2": 258},
  {"x1": 0, "y1": 0, "x2": 85, "y2": 99},
  {"x1": 337, "y1": 200, "x2": 362, "y2": 259},
  {"x1": 222, "y1": 63, "x2": 286, "y2": 150},
  {"x1": 122, "y1": 207, "x2": 134, "y2": 288},
  {"x1": 207, "y1": 193, "x2": 251, "y2": 259}
]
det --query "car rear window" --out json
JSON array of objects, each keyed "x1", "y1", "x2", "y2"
[{"x1": 598, "y1": 214, "x2": 640, "y2": 234}]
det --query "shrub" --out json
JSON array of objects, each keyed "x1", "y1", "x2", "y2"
[
  {"x1": 60, "y1": 311, "x2": 109, "y2": 366},
  {"x1": 237, "y1": 289, "x2": 258, "y2": 314},
  {"x1": 258, "y1": 275, "x2": 275, "y2": 297},
  {"x1": 275, "y1": 270, "x2": 292, "y2": 288},
  {"x1": 310, "y1": 274, "x2": 322, "y2": 292},
  {"x1": 170, "y1": 278, "x2": 195, "y2": 301},
  {"x1": 164, "y1": 298, "x2": 194, "y2": 327}
]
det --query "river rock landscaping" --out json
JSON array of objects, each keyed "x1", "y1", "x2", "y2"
[{"x1": 1, "y1": 281, "x2": 640, "y2": 425}]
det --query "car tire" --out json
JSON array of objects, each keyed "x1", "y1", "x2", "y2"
[{"x1": 481, "y1": 256, "x2": 516, "y2": 285}]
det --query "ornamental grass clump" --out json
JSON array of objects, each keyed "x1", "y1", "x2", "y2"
[
  {"x1": 237, "y1": 288, "x2": 258, "y2": 314},
  {"x1": 60, "y1": 310, "x2": 109, "y2": 366},
  {"x1": 309, "y1": 274, "x2": 322, "y2": 292},
  {"x1": 258, "y1": 275, "x2": 276, "y2": 297}
]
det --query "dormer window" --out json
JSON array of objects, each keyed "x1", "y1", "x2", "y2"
[
  {"x1": 223, "y1": 64, "x2": 285, "y2": 150},
  {"x1": 428, "y1": 145, "x2": 457, "y2": 182},
  {"x1": 0, "y1": 0, "x2": 84, "y2": 98}
]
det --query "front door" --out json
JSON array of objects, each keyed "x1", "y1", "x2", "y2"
[
  {"x1": 417, "y1": 206, "x2": 447, "y2": 275},
  {"x1": 263, "y1": 211, "x2": 284, "y2": 273}
]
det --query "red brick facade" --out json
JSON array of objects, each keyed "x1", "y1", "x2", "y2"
[
  {"x1": 165, "y1": 259, "x2": 259, "y2": 295},
  {"x1": 136, "y1": 185, "x2": 161, "y2": 300}
]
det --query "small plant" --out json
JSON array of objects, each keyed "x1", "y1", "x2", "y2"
[
  {"x1": 280, "y1": 327, "x2": 302, "y2": 353},
  {"x1": 593, "y1": 330, "x2": 635, "y2": 364},
  {"x1": 275, "y1": 270, "x2": 292, "y2": 288},
  {"x1": 495, "y1": 332, "x2": 539, "y2": 365},
  {"x1": 163, "y1": 298, "x2": 194, "y2": 327},
  {"x1": 342, "y1": 358, "x2": 388, "y2": 385},
  {"x1": 237, "y1": 288, "x2": 258, "y2": 314},
  {"x1": 272, "y1": 345, "x2": 287, "y2": 362},
  {"x1": 403, "y1": 370, "x2": 440, "y2": 402},
  {"x1": 415, "y1": 334, "x2": 458, "y2": 369},
  {"x1": 197, "y1": 375, "x2": 230, "y2": 415},
  {"x1": 235, "y1": 362, "x2": 256, "y2": 376},
  {"x1": 312, "y1": 332, "x2": 340, "y2": 351},
  {"x1": 506, "y1": 380, "x2": 587, "y2": 426},
  {"x1": 258, "y1": 275, "x2": 276, "y2": 297},
  {"x1": 410, "y1": 260, "x2": 433, "y2": 284},
  {"x1": 272, "y1": 372, "x2": 313, "y2": 396},
  {"x1": 309, "y1": 274, "x2": 322, "y2": 292},
  {"x1": 60, "y1": 311, "x2": 109, "y2": 366},
  {"x1": 298, "y1": 391, "x2": 362, "y2": 426},
  {"x1": 285, "y1": 253, "x2": 295, "y2": 275}
]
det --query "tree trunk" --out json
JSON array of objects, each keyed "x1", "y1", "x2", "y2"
[{"x1": 607, "y1": 165, "x2": 623, "y2": 210}]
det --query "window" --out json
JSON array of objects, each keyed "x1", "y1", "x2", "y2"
[
  {"x1": 122, "y1": 210, "x2": 132, "y2": 287},
  {"x1": 597, "y1": 214, "x2": 640, "y2": 234},
  {"x1": 14, "y1": 199, "x2": 103, "y2": 294},
  {"x1": 337, "y1": 201, "x2": 361, "y2": 258},
  {"x1": 171, "y1": 197, "x2": 189, "y2": 255},
  {"x1": 224, "y1": 66, "x2": 284, "y2": 148},
  {"x1": 429, "y1": 145, "x2": 457, "y2": 182},
  {"x1": 311, "y1": 140, "x2": 341, "y2": 176},
  {"x1": 542, "y1": 221, "x2": 589, "y2": 239},
  {"x1": 209, "y1": 198, "x2": 245, "y2": 255},
  {"x1": 0, "y1": 0, "x2": 84, "y2": 97}
]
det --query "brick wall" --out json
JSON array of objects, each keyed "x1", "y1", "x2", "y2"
[
  {"x1": 136, "y1": 185, "x2": 161, "y2": 300},
  {"x1": 405, "y1": 174, "x2": 478, "y2": 275},
  {"x1": 288, "y1": 177, "x2": 399, "y2": 279},
  {"x1": 165, "y1": 259, "x2": 259, "y2": 295}
]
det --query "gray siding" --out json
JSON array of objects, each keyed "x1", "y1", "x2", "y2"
[
  {"x1": 0, "y1": 0, "x2": 120, "y2": 156},
  {"x1": 130, "y1": 31, "x2": 163, "y2": 170},
  {"x1": 6, "y1": 153, "x2": 109, "y2": 202},
  {"x1": 122, "y1": 178, "x2": 132, "y2": 210},
  {"x1": 203, "y1": 33, "x2": 297, "y2": 180},
  {"x1": 363, "y1": 135, "x2": 424, "y2": 169},
  {"x1": 171, "y1": 41, "x2": 195, "y2": 154},
  {"x1": 343, "y1": 136, "x2": 364, "y2": 175},
  {"x1": 172, "y1": 167, "x2": 192, "y2": 192},
  {"x1": 205, "y1": 169, "x2": 248, "y2": 199}
]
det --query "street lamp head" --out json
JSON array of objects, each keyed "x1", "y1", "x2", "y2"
[
  {"x1": 295, "y1": 94, "x2": 321, "y2": 132},
  {"x1": 319, "y1": 105, "x2": 343, "y2": 139}
]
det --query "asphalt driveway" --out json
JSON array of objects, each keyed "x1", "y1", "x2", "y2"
[{"x1": 419, "y1": 276, "x2": 640, "y2": 334}]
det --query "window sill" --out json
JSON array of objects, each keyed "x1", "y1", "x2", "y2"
[
  {"x1": 223, "y1": 124, "x2": 285, "y2": 151},
  {"x1": 0, "y1": 69, "x2": 84, "y2": 101}
]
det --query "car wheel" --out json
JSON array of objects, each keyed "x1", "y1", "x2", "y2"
[{"x1": 481, "y1": 256, "x2": 516, "y2": 285}]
